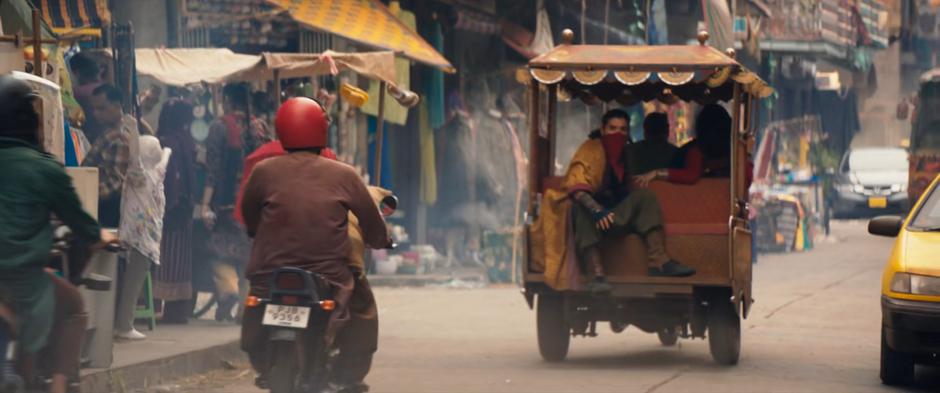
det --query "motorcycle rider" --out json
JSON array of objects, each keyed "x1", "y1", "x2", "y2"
[
  {"x1": 0, "y1": 75, "x2": 117, "y2": 393},
  {"x1": 240, "y1": 97, "x2": 390, "y2": 392}
]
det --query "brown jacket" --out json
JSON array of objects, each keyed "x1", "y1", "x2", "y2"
[{"x1": 241, "y1": 152, "x2": 388, "y2": 280}]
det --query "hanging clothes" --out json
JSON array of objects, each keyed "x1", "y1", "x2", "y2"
[
  {"x1": 648, "y1": 0, "x2": 669, "y2": 45},
  {"x1": 813, "y1": 88, "x2": 860, "y2": 156},
  {"x1": 500, "y1": 0, "x2": 554, "y2": 59},
  {"x1": 362, "y1": 6, "x2": 414, "y2": 126},
  {"x1": 418, "y1": 102, "x2": 437, "y2": 206},
  {"x1": 701, "y1": 0, "x2": 733, "y2": 51},
  {"x1": 428, "y1": 20, "x2": 446, "y2": 130}
]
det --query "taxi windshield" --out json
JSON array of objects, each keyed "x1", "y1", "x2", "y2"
[{"x1": 910, "y1": 185, "x2": 940, "y2": 230}]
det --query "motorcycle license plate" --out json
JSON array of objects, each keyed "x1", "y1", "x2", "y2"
[
  {"x1": 262, "y1": 304, "x2": 310, "y2": 329},
  {"x1": 868, "y1": 197, "x2": 888, "y2": 209}
]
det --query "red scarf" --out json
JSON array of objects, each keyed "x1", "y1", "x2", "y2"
[
  {"x1": 222, "y1": 113, "x2": 246, "y2": 148},
  {"x1": 601, "y1": 133, "x2": 629, "y2": 181}
]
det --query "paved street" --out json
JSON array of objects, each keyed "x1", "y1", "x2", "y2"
[{"x1": 177, "y1": 220, "x2": 939, "y2": 392}]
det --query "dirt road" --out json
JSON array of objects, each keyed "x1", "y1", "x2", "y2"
[{"x1": 179, "y1": 221, "x2": 939, "y2": 392}]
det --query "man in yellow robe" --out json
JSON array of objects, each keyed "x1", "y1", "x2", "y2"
[{"x1": 534, "y1": 110, "x2": 695, "y2": 292}]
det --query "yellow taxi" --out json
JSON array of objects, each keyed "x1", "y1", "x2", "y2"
[{"x1": 868, "y1": 175, "x2": 940, "y2": 385}]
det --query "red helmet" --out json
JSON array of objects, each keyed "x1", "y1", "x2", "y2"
[{"x1": 275, "y1": 97, "x2": 328, "y2": 149}]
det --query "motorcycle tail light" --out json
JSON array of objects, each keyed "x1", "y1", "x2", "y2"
[
  {"x1": 245, "y1": 296, "x2": 261, "y2": 308},
  {"x1": 280, "y1": 296, "x2": 299, "y2": 305},
  {"x1": 319, "y1": 300, "x2": 336, "y2": 311},
  {"x1": 275, "y1": 273, "x2": 305, "y2": 290}
]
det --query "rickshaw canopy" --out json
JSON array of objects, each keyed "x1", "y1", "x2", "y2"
[{"x1": 527, "y1": 42, "x2": 773, "y2": 105}]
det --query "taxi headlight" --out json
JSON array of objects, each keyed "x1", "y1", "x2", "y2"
[
  {"x1": 891, "y1": 272, "x2": 940, "y2": 296},
  {"x1": 890, "y1": 272, "x2": 911, "y2": 293}
]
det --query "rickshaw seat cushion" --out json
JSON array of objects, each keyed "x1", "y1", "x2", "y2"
[
  {"x1": 647, "y1": 178, "x2": 730, "y2": 225},
  {"x1": 664, "y1": 223, "x2": 728, "y2": 236}
]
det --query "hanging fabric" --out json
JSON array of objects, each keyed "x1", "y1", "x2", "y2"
[
  {"x1": 429, "y1": 20, "x2": 446, "y2": 129},
  {"x1": 419, "y1": 102, "x2": 438, "y2": 205},
  {"x1": 531, "y1": 0, "x2": 555, "y2": 54},
  {"x1": 362, "y1": 3, "x2": 413, "y2": 126},
  {"x1": 500, "y1": 0, "x2": 554, "y2": 59},
  {"x1": 701, "y1": 0, "x2": 734, "y2": 51},
  {"x1": 648, "y1": 0, "x2": 669, "y2": 45}
]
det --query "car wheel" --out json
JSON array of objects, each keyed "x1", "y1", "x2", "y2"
[
  {"x1": 536, "y1": 293, "x2": 570, "y2": 362},
  {"x1": 880, "y1": 327, "x2": 914, "y2": 386}
]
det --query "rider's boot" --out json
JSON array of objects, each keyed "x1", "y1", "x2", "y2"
[
  {"x1": 585, "y1": 247, "x2": 612, "y2": 294},
  {"x1": 324, "y1": 382, "x2": 370, "y2": 393},
  {"x1": 645, "y1": 229, "x2": 696, "y2": 277}
]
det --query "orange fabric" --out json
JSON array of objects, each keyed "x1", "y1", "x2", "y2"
[{"x1": 532, "y1": 139, "x2": 607, "y2": 290}]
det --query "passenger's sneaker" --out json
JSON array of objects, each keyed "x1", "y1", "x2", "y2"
[
  {"x1": 114, "y1": 328, "x2": 147, "y2": 341},
  {"x1": 648, "y1": 261, "x2": 696, "y2": 277}
]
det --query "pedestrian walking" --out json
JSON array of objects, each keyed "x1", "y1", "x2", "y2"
[
  {"x1": 154, "y1": 99, "x2": 198, "y2": 324},
  {"x1": 199, "y1": 83, "x2": 270, "y2": 322}
]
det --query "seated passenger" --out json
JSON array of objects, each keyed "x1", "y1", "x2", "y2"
[
  {"x1": 635, "y1": 104, "x2": 734, "y2": 187},
  {"x1": 564, "y1": 110, "x2": 697, "y2": 291},
  {"x1": 631, "y1": 112, "x2": 679, "y2": 174}
]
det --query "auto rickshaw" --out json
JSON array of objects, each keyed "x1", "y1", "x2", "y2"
[{"x1": 521, "y1": 30, "x2": 773, "y2": 366}]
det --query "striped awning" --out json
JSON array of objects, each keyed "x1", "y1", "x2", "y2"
[
  {"x1": 265, "y1": 0, "x2": 454, "y2": 72},
  {"x1": 34, "y1": 0, "x2": 111, "y2": 36}
]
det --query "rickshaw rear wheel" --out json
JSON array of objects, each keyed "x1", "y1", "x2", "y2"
[
  {"x1": 658, "y1": 327, "x2": 679, "y2": 347},
  {"x1": 707, "y1": 298, "x2": 741, "y2": 365},
  {"x1": 537, "y1": 293, "x2": 570, "y2": 362}
]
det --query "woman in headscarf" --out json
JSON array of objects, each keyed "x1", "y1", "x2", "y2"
[{"x1": 154, "y1": 98, "x2": 198, "y2": 324}]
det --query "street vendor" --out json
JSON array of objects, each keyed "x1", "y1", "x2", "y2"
[{"x1": 534, "y1": 109, "x2": 696, "y2": 293}]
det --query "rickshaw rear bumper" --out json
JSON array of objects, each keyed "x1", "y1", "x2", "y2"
[{"x1": 881, "y1": 296, "x2": 940, "y2": 354}]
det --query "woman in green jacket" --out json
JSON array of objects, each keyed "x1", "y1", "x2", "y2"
[{"x1": 0, "y1": 75, "x2": 114, "y2": 393}]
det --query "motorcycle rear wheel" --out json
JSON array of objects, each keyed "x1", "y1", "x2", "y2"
[{"x1": 268, "y1": 341, "x2": 299, "y2": 393}]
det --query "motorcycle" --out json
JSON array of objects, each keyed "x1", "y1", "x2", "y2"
[
  {"x1": 246, "y1": 193, "x2": 397, "y2": 393},
  {"x1": 0, "y1": 225, "x2": 117, "y2": 393}
]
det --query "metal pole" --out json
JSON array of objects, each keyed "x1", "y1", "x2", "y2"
[
  {"x1": 373, "y1": 81, "x2": 387, "y2": 186},
  {"x1": 32, "y1": 9, "x2": 42, "y2": 77},
  {"x1": 273, "y1": 69, "x2": 282, "y2": 107},
  {"x1": 527, "y1": 81, "x2": 540, "y2": 216}
]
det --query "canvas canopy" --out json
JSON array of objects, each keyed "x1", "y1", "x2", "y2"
[
  {"x1": 133, "y1": 48, "x2": 398, "y2": 87},
  {"x1": 251, "y1": 50, "x2": 398, "y2": 85},
  {"x1": 265, "y1": 0, "x2": 453, "y2": 72},
  {"x1": 134, "y1": 48, "x2": 262, "y2": 86}
]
